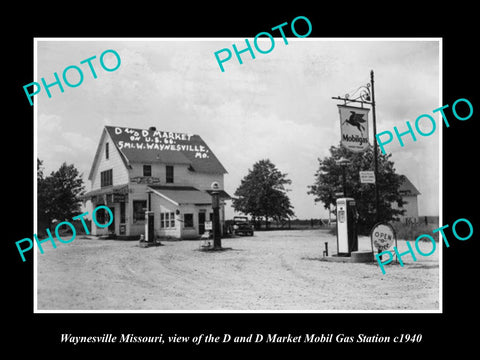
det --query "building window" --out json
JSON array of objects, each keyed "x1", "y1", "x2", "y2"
[
  {"x1": 143, "y1": 164, "x2": 152, "y2": 177},
  {"x1": 184, "y1": 213, "x2": 194, "y2": 228},
  {"x1": 105, "y1": 142, "x2": 109, "y2": 160},
  {"x1": 100, "y1": 169, "x2": 113, "y2": 187},
  {"x1": 160, "y1": 211, "x2": 176, "y2": 228},
  {"x1": 166, "y1": 165, "x2": 174, "y2": 183},
  {"x1": 133, "y1": 200, "x2": 147, "y2": 223}
]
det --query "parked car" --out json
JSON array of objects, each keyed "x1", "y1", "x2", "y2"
[{"x1": 226, "y1": 216, "x2": 254, "y2": 236}]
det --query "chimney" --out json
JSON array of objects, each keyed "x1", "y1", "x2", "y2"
[{"x1": 149, "y1": 126, "x2": 156, "y2": 131}]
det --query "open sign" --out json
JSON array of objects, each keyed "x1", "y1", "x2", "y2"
[{"x1": 371, "y1": 222, "x2": 396, "y2": 252}]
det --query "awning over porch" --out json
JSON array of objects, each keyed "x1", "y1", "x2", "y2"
[
  {"x1": 82, "y1": 184, "x2": 129, "y2": 203},
  {"x1": 147, "y1": 185, "x2": 230, "y2": 206}
]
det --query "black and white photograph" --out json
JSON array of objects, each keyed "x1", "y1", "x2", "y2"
[
  {"x1": 34, "y1": 38, "x2": 440, "y2": 312},
  {"x1": 6, "y1": 7, "x2": 479, "y2": 354}
]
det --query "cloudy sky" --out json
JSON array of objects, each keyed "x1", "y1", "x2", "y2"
[{"x1": 36, "y1": 38, "x2": 440, "y2": 219}]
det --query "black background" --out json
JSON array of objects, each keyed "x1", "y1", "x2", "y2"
[{"x1": 5, "y1": 4, "x2": 478, "y2": 355}]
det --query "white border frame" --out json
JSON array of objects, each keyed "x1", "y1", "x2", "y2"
[{"x1": 33, "y1": 37, "x2": 443, "y2": 314}]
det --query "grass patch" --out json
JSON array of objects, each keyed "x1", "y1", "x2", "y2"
[
  {"x1": 328, "y1": 220, "x2": 440, "y2": 241},
  {"x1": 391, "y1": 221, "x2": 439, "y2": 242}
]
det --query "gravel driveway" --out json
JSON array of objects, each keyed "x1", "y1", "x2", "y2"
[{"x1": 36, "y1": 229, "x2": 439, "y2": 311}]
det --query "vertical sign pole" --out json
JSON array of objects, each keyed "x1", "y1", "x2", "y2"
[
  {"x1": 370, "y1": 70, "x2": 380, "y2": 223},
  {"x1": 212, "y1": 192, "x2": 221, "y2": 249}
]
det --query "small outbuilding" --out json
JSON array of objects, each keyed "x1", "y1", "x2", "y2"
[{"x1": 392, "y1": 175, "x2": 421, "y2": 223}]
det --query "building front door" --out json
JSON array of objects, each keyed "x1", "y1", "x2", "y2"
[
  {"x1": 108, "y1": 207, "x2": 115, "y2": 233},
  {"x1": 198, "y1": 212, "x2": 206, "y2": 235}
]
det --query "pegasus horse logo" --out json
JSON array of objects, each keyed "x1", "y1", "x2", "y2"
[{"x1": 342, "y1": 111, "x2": 367, "y2": 136}]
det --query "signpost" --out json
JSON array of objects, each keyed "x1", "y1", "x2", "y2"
[
  {"x1": 359, "y1": 171, "x2": 375, "y2": 184},
  {"x1": 332, "y1": 70, "x2": 380, "y2": 222},
  {"x1": 210, "y1": 181, "x2": 221, "y2": 249},
  {"x1": 371, "y1": 222, "x2": 397, "y2": 263},
  {"x1": 338, "y1": 105, "x2": 370, "y2": 152}
]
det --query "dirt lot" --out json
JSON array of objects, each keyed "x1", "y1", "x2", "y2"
[{"x1": 36, "y1": 229, "x2": 439, "y2": 311}]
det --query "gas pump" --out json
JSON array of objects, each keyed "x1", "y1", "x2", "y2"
[
  {"x1": 145, "y1": 210, "x2": 154, "y2": 242},
  {"x1": 336, "y1": 197, "x2": 358, "y2": 256}
]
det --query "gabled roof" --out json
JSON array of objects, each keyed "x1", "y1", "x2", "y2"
[
  {"x1": 83, "y1": 184, "x2": 129, "y2": 199},
  {"x1": 148, "y1": 185, "x2": 231, "y2": 205},
  {"x1": 148, "y1": 185, "x2": 213, "y2": 206},
  {"x1": 88, "y1": 126, "x2": 228, "y2": 180},
  {"x1": 399, "y1": 176, "x2": 420, "y2": 196},
  {"x1": 105, "y1": 126, "x2": 227, "y2": 174}
]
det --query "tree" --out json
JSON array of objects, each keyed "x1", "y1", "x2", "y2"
[
  {"x1": 37, "y1": 159, "x2": 85, "y2": 228},
  {"x1": 37, "y1": 158, "x2": 44, "y2": 180},
  {"x1": 37, "y1": 159, "x2": 53, "y2": 229},
  {"x1": 307, "y1": 143, "x2": 405, "y2": 234},
  {"x1": 233, "y1": 159, "x2": 294, "y2": 229}
]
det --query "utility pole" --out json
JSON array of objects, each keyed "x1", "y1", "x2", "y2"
[
  {"x1": 331, "y1": 70, "x2": 381, "y2": 223},
  {"x1": 370, "y1": 70, "x2": 380, "y2": 223},
  {"x1": 212, "y1": 191, "x2": 221, "y2": 249}
]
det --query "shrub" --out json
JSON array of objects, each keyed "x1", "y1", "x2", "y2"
[
  {"x1": 328, "y1": 220, "x2": 440, "y2": 242},
  {"x1": 391, "y1": 221, "x2": 439, "y2": 242}
]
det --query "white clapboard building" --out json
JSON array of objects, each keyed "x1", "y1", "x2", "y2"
[{"x1": 83, "y1": 126, "x2": 229, "y2": 239}]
